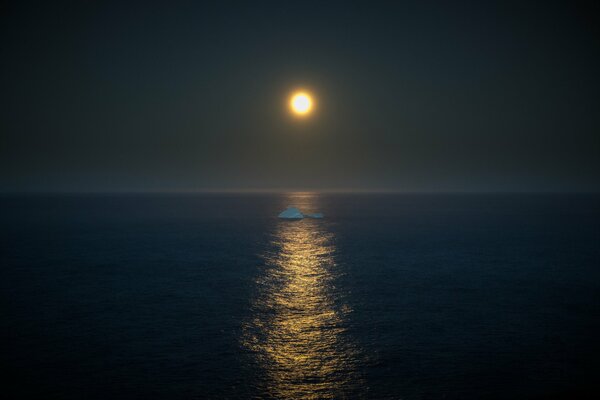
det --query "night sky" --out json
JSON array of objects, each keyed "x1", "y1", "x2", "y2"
[{"x1": 1, "y1": 0, "x2": 599, "y2": 192}]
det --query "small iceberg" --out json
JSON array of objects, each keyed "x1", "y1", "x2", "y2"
[
  {"x1": 278, "y1": 206, "x2": 304, "y2": 220},
  {"x1": 305, "y1": 213, "x2": 324, "y2": 219},
  {"x1": 278, "y1": 206, "x2": 324, "y2": 220}
]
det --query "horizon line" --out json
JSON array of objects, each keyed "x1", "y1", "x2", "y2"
[{"x1": 1, "y1": 189, "x2": 599, "y2": 195}]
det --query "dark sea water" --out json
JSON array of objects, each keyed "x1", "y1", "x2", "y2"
[{"x1": 1, "y1": 193, "x2": 599, "y2": 399}]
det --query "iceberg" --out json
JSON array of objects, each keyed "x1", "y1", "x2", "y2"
[
  {"x1": 305, "y1": 213, "x2": 324, "y2": 219},
  {"x1": 277, "y1": 206, "x2": 324, "y2": 220},
  {"x1": 278, "y1": 206, "x2": 304, "y2": 219}
]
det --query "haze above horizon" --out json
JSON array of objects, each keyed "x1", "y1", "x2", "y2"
[{"x1": 1, "y1": 1, "x2": 599, "y2": 192}]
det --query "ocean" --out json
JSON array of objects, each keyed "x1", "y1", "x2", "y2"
[{"x1": 1, "y1": 193, "x2": 599, "y2": 399}]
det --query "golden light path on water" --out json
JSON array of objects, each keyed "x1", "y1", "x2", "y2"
[{"x1": 243, "y1": 193, "x2": 363, "y2": 399}]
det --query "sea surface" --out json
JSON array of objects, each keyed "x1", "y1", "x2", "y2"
[{"x1": 1, "y1": 193, "x2": 599, "y2": 399}]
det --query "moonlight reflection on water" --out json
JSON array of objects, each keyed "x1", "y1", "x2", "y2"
[{"x1": 243, "y1": 193, "x2": 363, "y2": 399}]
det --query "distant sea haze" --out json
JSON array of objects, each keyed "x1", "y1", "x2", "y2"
[{"x1": 1, "y1": 193, "x2": 599, "y2": 399}]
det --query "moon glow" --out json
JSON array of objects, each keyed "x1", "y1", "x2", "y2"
[{"x1": 289, "y1": 92, "x2": 313, "y2": 116}]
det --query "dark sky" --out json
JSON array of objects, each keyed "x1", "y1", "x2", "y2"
[{"x1": 1, "y1": 0, "x2": 599, "y2": 192}]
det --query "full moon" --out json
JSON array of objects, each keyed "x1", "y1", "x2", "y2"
[{"x1": 289, "y1": 92, "x2": 313, "y2": 116}]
